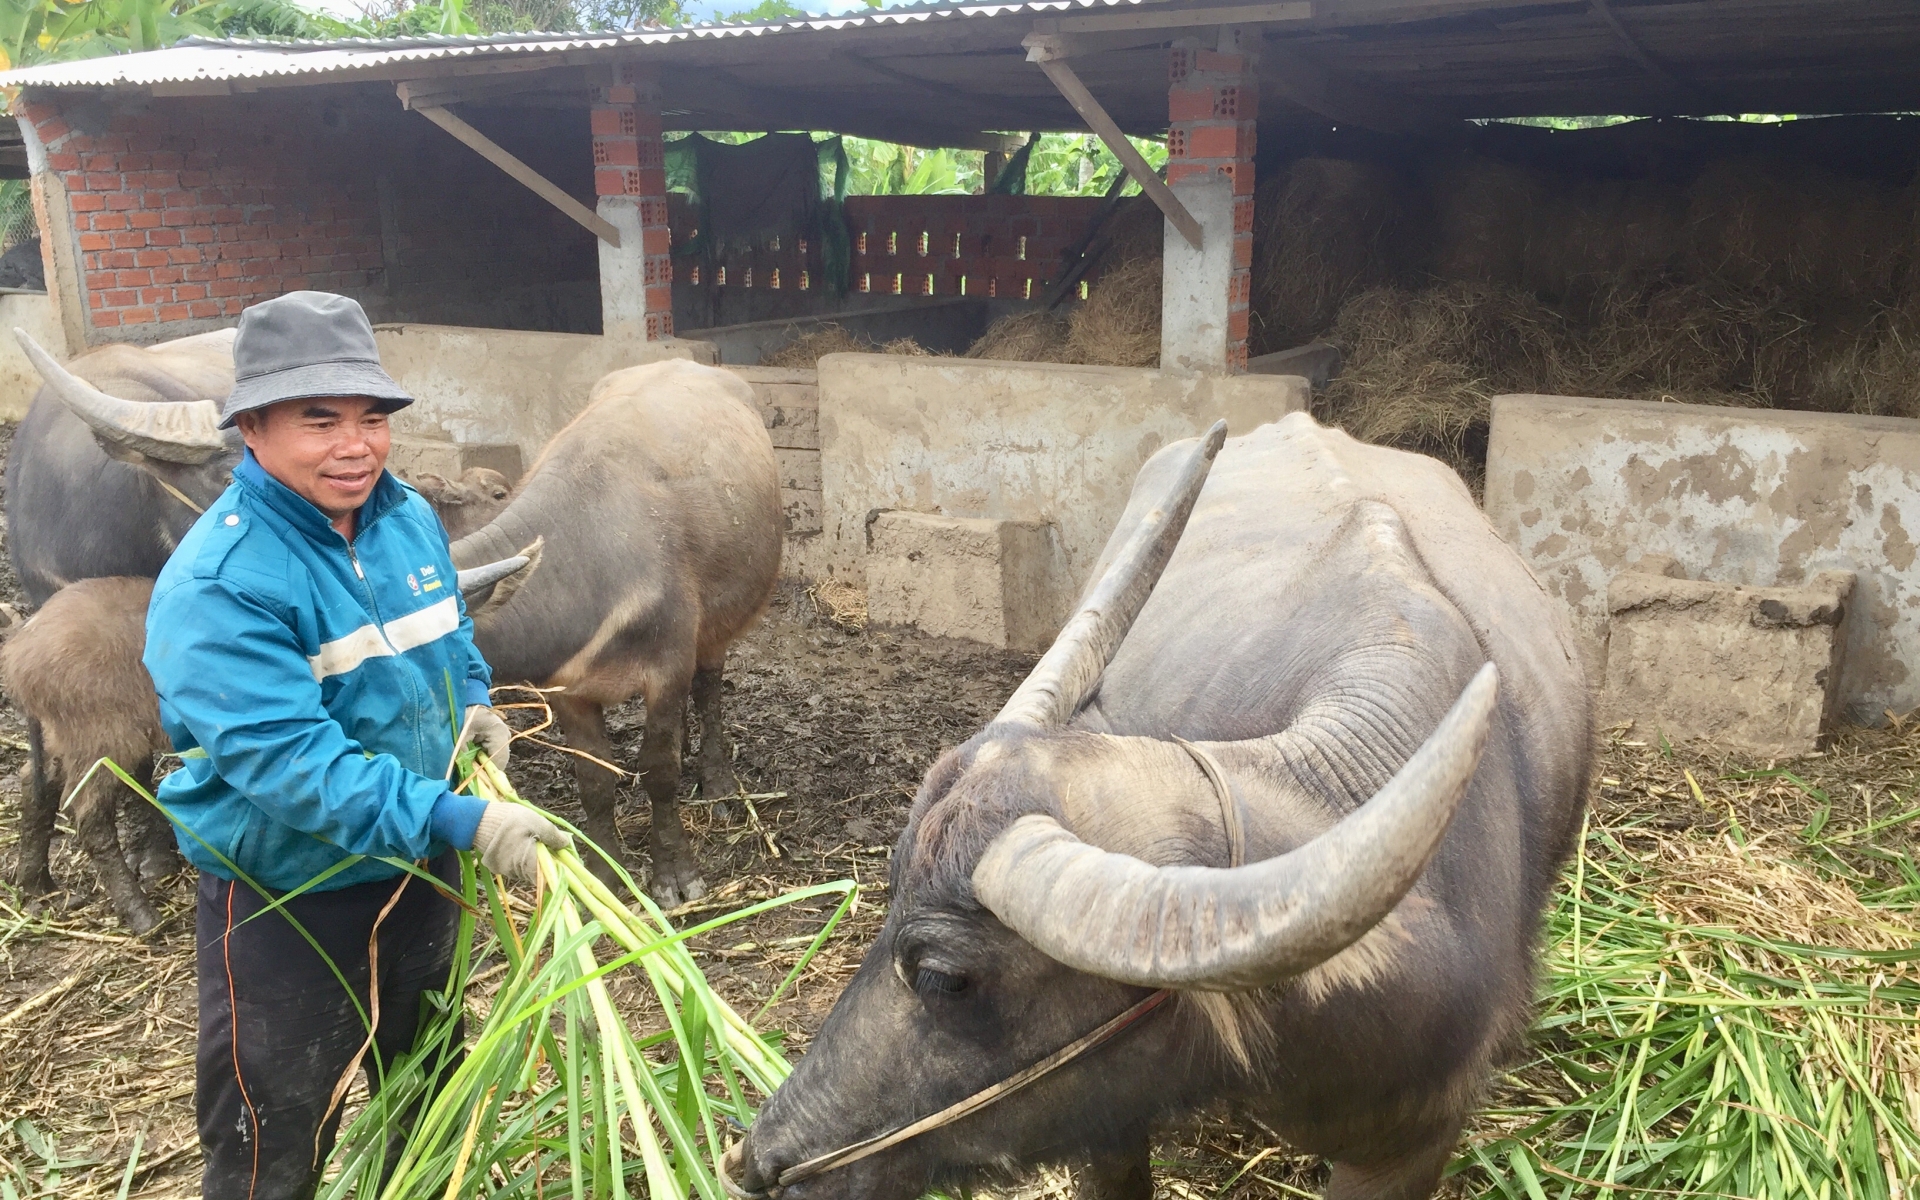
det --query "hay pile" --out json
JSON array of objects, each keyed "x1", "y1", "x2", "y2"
[
  {"x1": 967, "y1": 309, "x2": 1073, "y2": 363},
  {"x1": 1312, "y1": 153, "x2": 1920, "y2": 477},
  {"x1": 759, "y1": 325, "x2": 931, "y2": 368},
  {"x1": 1252, "y1": 157, "x2": 1417, "y2": 351},
  {"x1": 967, "y1": 256, "x2": 1163, "y2": 368},
  {"x1": 960, "y1": 150, "x2": 1920, "y2": 479}
]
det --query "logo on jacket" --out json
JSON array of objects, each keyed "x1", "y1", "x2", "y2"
[
  {"x1": 407, "y1": 572, "x2": 421, "y2": 594},
  {"x1": 419, "y1": 564, "x2": 442, "y2": 593}
]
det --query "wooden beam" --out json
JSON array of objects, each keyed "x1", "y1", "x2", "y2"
[
  {"x1": 1023, "y1": 35, "x2": 1203, "y2": 250},
  {"x1": 409, "y1": 103, "x2": 621, "y2": 248},
  {"x1": 1258, "y1": 37, "x2": 1437, "y2": 134},
  {"x1": 1033, "y1": 1, "x2": 1310, "y2": 34}
]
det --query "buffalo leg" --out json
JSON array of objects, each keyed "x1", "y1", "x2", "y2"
[
  {"x1": 552, "y1": 695, "x2": 627, "y2": 885},
  {"x1": 691, "y1": 662, "x2": 740, "y2": 821},
  {"x1": 14, "y1": 719, "x2": 57, "y2": 897},
  {"x1": 124, "y1": 757, "x2": 182, "y2": 885},
  {"x1": 72, "y1": 777, "x2": 162, "y2": 935},
  {"x1": 1078, "y1": 1141, "x2": 1153, "y2": 1200},
  {"x1": 1325, "y1": 1124, "x2": 1463, "y2": 1200},
  {"x1": 639, "y1": 676, "x2": 705, "y2": 907}
]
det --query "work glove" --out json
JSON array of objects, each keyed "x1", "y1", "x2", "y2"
[
  {"x1": 461, "y1": 704, "x2": 514, "y2": 769},
  {"x1": 473, "y1": 803, "x2": 571, "y2": 883}
]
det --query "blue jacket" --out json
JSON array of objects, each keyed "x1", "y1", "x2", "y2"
[{"x1": 144, "y1": 451, "x2": 492, "y2": 892}]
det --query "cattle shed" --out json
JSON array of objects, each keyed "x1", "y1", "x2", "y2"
[{"x1": 4, "y1": 0, "x2": 1920, "y2": 729}]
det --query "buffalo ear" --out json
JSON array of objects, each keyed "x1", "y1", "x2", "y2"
[
  {"x1": 410, "y1": 472, "x2": 460, "y2": 506},
  {"x1": 471, "y1": 536, "x2": 543, "y2": 621}
]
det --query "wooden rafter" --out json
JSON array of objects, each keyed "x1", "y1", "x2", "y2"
[
  {"x1": 1024, "y1": 33, "x2": 1203, "y2": 249},
  {"x1": 406, "y1": 99, "x2": 621, "y2": 247}
]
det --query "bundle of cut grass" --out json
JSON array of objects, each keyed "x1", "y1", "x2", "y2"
[
  {"x1": 1463, "y1": 789, "x2": 1920, "y2": 1200},
  {"x1": 316, "y1": 754, "x2": 855, "y2": 1199}
]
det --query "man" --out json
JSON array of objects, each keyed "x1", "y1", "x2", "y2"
[{"x1": 143, "y1": 291, "x2": 570, "y2": 1200}]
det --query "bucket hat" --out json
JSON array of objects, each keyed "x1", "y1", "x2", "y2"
[{"x1": 220, "y1": 291, "x2": 414, "y2": 428}]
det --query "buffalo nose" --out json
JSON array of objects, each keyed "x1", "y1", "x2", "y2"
[{"x1": 721, "y1": 1142, "x2": 780, "y2": 1199}]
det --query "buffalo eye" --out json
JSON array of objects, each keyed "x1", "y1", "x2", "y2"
[{"x1": 914, "y1": 966, "x2": 968, "y2": 996}]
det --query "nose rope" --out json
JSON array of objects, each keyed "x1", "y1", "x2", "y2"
[
  {"x1": 1173, "y1": 736, "x2": 1246, "y2": 869},
  {"x1": 722, "y1": 987, "x2": 1172, "y2": 1198}
]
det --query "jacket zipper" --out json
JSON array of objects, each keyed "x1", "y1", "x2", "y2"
[{"x1": 345, "y1": 537, "x2": 432, "y2": 769}]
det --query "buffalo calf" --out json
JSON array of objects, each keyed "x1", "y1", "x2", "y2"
[{"x1": 2, "y1": 577, "x2": 176, "y2": 934}]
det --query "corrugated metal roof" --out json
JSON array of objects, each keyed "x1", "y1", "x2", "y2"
[{"x1": 0, "y1": 0, "x2": 1123, "y2": 89}]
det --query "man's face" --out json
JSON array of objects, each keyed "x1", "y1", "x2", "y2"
[{"x1": 236, "y1": 396, "x2": 392, "y2": 522}]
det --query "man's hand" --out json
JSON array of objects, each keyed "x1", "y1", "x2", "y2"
[
  {"x1": 461, "y1": 705, "x2": 513, "y2": 768},
  {"x1": 473, "y1": 803, "x2": 571, "y2": 883}
]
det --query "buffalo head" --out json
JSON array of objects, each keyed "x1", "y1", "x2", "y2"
[{"x1": 729, "y1": 422, "x2": 1497, "y2": 1200}]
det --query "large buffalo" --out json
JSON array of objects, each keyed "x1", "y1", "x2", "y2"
[
  {"x1": 446, "y1": 359, "x2": 782, "y2": 905},
  {"x1": 728, "y1": 414, "x2": 1590, "y2": 1200}
]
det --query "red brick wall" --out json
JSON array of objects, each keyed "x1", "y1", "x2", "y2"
[
  {"x1": 16, "y1": 94, "x2": 600, "y2": 344},
  {"x1": 672, "y1": 194, "x2": 1110, "y2": 307},
  {"x1": 19, "y1": 97, "x2": 383, "y2": 334}
]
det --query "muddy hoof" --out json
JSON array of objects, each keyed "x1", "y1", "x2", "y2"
[
  {"x1": 14, "y1": 870, "x2": 58, "y2": 899},
  {"x1": 709, "y1": 799, "x2": 741, "y2": 824},
  {"x1": 120, "y1": 900, "x2": 163, "y2": 937},
  {"x1": 131, "y1": 844, "x2": 182, "y2": 886},
  {"x1": 648, "y1": 854, "x2": 708, "y2": 908},
  {"x1": 703, "y1": 766, "x2": 741, "y2": 801}
]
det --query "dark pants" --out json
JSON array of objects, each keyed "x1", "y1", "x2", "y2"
[{"x1": 195, "y1": 857, "x2": 464, "y2": 1200}]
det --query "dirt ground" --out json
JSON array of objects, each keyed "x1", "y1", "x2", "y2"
[{"x1": 0, "y1": 418, "x2": 1915, "y2": 1199}]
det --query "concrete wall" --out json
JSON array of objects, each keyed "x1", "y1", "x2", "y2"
[
  {"x1": 0, "y1": 292, "x2": 63, "y2": 420},
  {"x1": 818, "y1": 354, "x2": 1310, "y2": 622},
  {"x1": 377, "y1": 324, "x2": 714, "y2": 458},
  {"x1": 730, "y1": 366, "x2": 826, "y2": 581},
  {"x1": 1484, "y1": 393, "x2": 1920, "y2": 725}
]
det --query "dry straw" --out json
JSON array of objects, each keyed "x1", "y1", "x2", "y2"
[
  {"x1": 758, "y1": 325, "x2": 931, "y2": 368},
  {"x1": 967, "y1": 310, "x2": 1073, "y2": 364}
]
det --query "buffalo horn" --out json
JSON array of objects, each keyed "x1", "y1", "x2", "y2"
[
  {"x1": 14, "y1": 329, "x2": 227, "y2": 464},
  {"x1": 972, "y1": 662, "x2": 1499, "y2": 991},
  {"x1": 993, "y1": 420, "x2": 1227, "y2": 730},
  {"x1": 456, "y1": 555, "x2": 529, "y2": 596}
]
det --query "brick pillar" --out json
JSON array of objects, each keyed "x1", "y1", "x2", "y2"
[
  {"x1": 1163, "y1": 31, "x2": 1257, "y2": 373},
  {"x1": 592, "y1": 65, "x2": 672, "y2": 340}
]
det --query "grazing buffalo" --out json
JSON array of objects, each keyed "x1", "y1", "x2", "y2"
[
  {"x1": 728, "y1": 414, "x2": 1590, "y2": 1200},
  {"x1": 448, "y1": 359, "x2": 782, "y2": 906}
]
